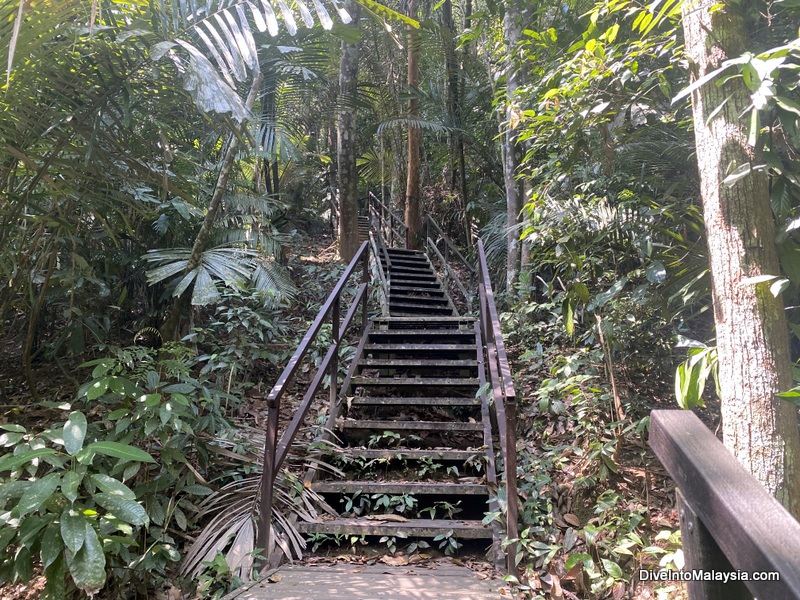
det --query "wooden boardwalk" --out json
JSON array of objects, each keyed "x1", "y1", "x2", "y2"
[{"x1": 225, "y1": 561, "x2": 510, "y2": 599}]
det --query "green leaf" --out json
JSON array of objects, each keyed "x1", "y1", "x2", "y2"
[
  {"x1": 81, "y1": 441, "x2": 156, "y2": 464},
  {"x1": 86, "y1": 378, "x2": 109, "y2": 401},
  {"x1": 63, "y1": 411, "x2": 87, "y2": 456},
  {"x1": 18, "y1": 473, "x2": 61, "y2": 516},
  {"x1": 60, "y1": 509, "x2": 86, "y2": 554},
  {"x1": 0, "y1": 448, "x2": 56, "y2": 473},
  {"x1": 775, "y1": 95, "x2": 800, "y2": 116},
  {"x1": 565, "y1": 552, "x2": 593, "y2": 571},
  {"x1": 181, "y1": 484, "x2": 213, "y2": 496},
  {"x1": 90, "y1": 475, "x2": 135, "y2": 500},
  {"x1": 40, "y1": 524, "x2": 64, "y2": 570},
  {"x1": 602, "y1": 558, "x2": 624, "y2": 579},
  {"x1": 0, "y1": 424, "x2": 26, "y2": 433},
  {"x1": 0, "y1": 526, "x2": 17, "y2": 552},
  {"x1": 95, "y1": 493, "x2": 149, "y2": 527},
  {"x1": 61, "y1": 471, "x2": 82, "y2": 503},
  {"x1": 67, "y1": 522, "x2": 106, "y2": 594}
]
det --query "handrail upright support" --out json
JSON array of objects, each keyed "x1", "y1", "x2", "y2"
[
  {"x1": 256, "y1": 397, "x2": 280, "y2": 566},
  {"x1": 677, "y1": 491, "x2": 750, "y2": 600},
  {"x1": 361, "y1": 249, "x2": 369, "y2": 332},
  {"x1": 330, "y1": 295, "x2": 340, "y2": 404},
  {"x1": 505, "y1": 396, "x2": 519, "y2": 574}
]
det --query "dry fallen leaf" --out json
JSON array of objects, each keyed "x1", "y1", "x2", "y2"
[
  {"x1": 365, "y1": 514, "x2": 409, "y2": 522},
  {"x1": 380, "y1": 555, "x2": 410, "y2": 566},
  {"x1": 267, "y1": 574, "x2": 282, "y2": 583},
  {"x1": 563, "y1": 513, "x2": 581, "y2": 527}
]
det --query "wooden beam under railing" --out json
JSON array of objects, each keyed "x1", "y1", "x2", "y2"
[{"x1": 650, "y1": 410, "x2": 800, "y2": 600}]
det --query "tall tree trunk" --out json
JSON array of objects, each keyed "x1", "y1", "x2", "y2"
[
  {"x1": 503, "y1": 0, "x2": 524, "y2": 291},
  {"x1": 683, "y1": 0, "x2": 800, "y2": 517},
  {"x1": 405, "y1": 0, "x2": 422, "y2": 250},
  {"x1": 161, "y1": 74, "x2": 262, "y2": 341},
  {"x1": 337, "y1": 2, "x2": 361, "y2": 262}
]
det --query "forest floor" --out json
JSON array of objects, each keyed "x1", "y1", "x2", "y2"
[{"x1": 0, "y1": 232, "x2": 700, "y2": 599}]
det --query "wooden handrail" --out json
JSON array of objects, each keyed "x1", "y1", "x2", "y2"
[
  {"x1": 477, "y1": 240, "x2": 515, "y2": 399},
  {"x1": 427, "y1": 216, "x2": 475, "y2": 275},
  {"x1": 256, "y1": 240, "x2": 372, "y2": 562},
  {"x1": 426, "y1": 235, "x2": 470, "y2": 306},
  {"x1": 369, "y1": 192, "x2": 407, "y2": 248},
  {"x1": 476, "y1": 239, "x2": 518, "y2": 573},
  {"x1": 650, "y1": 410, "x2": 800, "y2": 600}
]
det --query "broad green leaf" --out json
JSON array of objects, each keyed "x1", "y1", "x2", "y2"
[
  {"x1": 81, "y1": 441, "x2": 156, "y2": 464},
  {"x1": 64, "y1": 411, "x2": 87, "y2": 455},
  {"x1": 61, "y1": 471, "x2": 82, "y2": 503},
  {"x1": 0, "y1": 448, "x2": 56, "y2": 473},
  {"x1": 90, "y1": 475, "x2": 135, "y2": 500},
  {"x1": 95, "y1": 493, "x2": 148, "y2": 527},
  {"x1": 61, "y1": 509, "x2": 86, "y2": 554},
  {"x1": 181, "y1": 484, "x2": 213, "y2": 496},
  {"x1": 602, "y1": 558, "x2": 624, "y2": 579},
  {"x1": 40, "y1": 524, "x2": 64, "y2": 570},
  {"x1": 0, "y1": 526, "x2": 16, "y2": 552},
  {"x1": 43, "y1": 552, "x2": 67, "y2": 599},
  {"x1": 86, "y1": 378, "x2": 108, "y2": 401},
  {"x1": 0, "y1": 424, "x2": 25, "y2": 433},
  {"x1": 67, "y1": 522, "x2": 106, "y2": 594},
  {"x1": 18, "y1": 473, "x2": 61, "y2": 516}
]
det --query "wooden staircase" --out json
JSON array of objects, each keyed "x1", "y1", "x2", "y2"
[
  {"x1": 257, "y1": 206, "x2": 518, "y2": 573},
  {"x1": 296, "y1": 248, "x2": 498, "y2": 555}
]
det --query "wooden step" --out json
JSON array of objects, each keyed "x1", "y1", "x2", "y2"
[
  {"x1": 337, "y1": 448, "x2": 483, "y2": 461},
  {"x1": 338, "y1": 419, "x2": 483, "y2": 431},
  {"x1": 364, "y1": 344, "x2": 476, "y2": 352},
  {"x1": 372, "y1": 316, "x2": 475, "y2": 324},
  {"x1": 389, "y1": 303, "x2": 454, "y2": 314},
  {"x1": 390, "y1": 284, "x2": 445, "y2": 293},
  {"x1": 350, "y1": 396, "x2": 481, "y2": 407},
  {"x1": 311, "y1": 481, "x2": 487, "y2": 495},
  {"x1": 381, "y1": 257, "x2": 430, "y2": 266},
  {"x1": 368, "y1": 330, "x2": 473, "y2": 339},
  {"x1": 390, "y1": 294, "x2": 450, "y2": 305},
  {"x1": 351, "y1": 377, "x2": 479, "y2": 387},
  {"x1": 390, "y1": 279, "x2": 441, "y2": 287},
  {"x1": 296, "y1": 517, "x2": 492, "y2": 539},
  {"x1": 386, "y1": 248, "x2": 424, "y2": 255},
  {"x1": 358, "y1": 358, "x2": 477, "y2": 367}
]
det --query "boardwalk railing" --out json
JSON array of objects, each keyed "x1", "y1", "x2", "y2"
[
  {"x1": 369, "y1": 192, "x2": 407, "y2": 248},
  {"x1": 256, "y1": 241, "x2": 372, "y2": 559},
  {"x1": 650, "y1": 410, "x2": 800, "y2": 600},
  {"x1": 477, "y1": 239, "x2": 519, "y2": 573},
  {"x1": 425, "y1": 216, "x2": 476, "y2": 314}
]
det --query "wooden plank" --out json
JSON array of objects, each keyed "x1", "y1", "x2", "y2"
[
  {"x1": 365, "y1": 344, "x2": 476, "y2": 351},
  {"x1": 388, "y1": 303, "x2": 454, "y2": 313},
  {"x1": 372, "y1": 316, "x2": 475, "y2": 323},
  {"x1": 677, "y1": 490, "x2": 750, "y2": 600},
  {"x1": 310, "y1": 481, "x2": 488, "y2": 495},
  {"x1": 339, "y1": 419, "x2": 483, "y2": 431},
  {"x1": 336, "y1": 448, "x2": 482, "y2": 460},
  {"x1": 390, "y1": 294, "x2": 450, "y2": 304},
  {"x1": 351, "y1": 397, "x2": 480, "y2": 406},
  {"x1": 351, "y1": 377, "x2": 479, "y2": 386},
  {"x1": 295, "y1": 518, "x2": 492, "y2": 539},
  {"x1": 650, "y1": 410, "x2": 800, "y2": 600},
  {"x1": 358, "y1": 358, "x2": 478, "y2": 366},
  {"x1": 234, "y1": 563, "x2": 505, "y2": 599}
]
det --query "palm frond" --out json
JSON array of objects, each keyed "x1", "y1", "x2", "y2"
[
  {"x1": 179, "y1": 426, "x2": 331, "y2": 581},
  {"x1": 377, "y1": 117, "x2": 459, "y2": 136}
]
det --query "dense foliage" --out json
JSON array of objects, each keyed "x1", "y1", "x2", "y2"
[{"x1": 2, "y1": 0, "x2": 800, "y2": 597}]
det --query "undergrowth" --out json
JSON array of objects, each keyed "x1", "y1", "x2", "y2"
[{"x1": 502, "y1": 300, "x2": 684, "y2": 600}]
